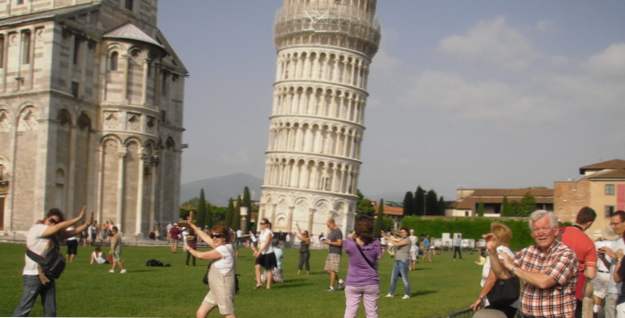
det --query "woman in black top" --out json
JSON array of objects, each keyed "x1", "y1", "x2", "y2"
[{"x1": 295, "y1": 224, "x2": 311, "y2": 275}]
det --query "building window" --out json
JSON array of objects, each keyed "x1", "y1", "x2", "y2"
[
  {"x1": 109, "y1": 52, "x2": 118, "y2": 71},
  {"x1": 71, "y1": 81, "x2": 79, "y2": 98},
  {"x1": 606, "y1": 184, "x2": 615, "y2": 196},
  {"x1": 125, "y1": 0, "x2": 133, "y2": 11},
  {"x1": 161, "y1": 71, "x2": 168, "y2": 96},
  {"x1": 605, "y1": 205, "x2": 615, "y2": 218},
  {"x1": 21, "y1": 30, "x2": 31, "y2": 64},
  {"x1": 16, "y1": 0, "x2": 24, "y2": 5},
  {"x1": 72, "y1": 36, "x2": 80, "y2": 65},
  {"x1": 160, "y1": 110, "x2": 167, "y2": 123}
]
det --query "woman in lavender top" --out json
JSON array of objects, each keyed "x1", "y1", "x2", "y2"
[{"x1": 343, "y1": 216, "x2": 382, "y2": 318}]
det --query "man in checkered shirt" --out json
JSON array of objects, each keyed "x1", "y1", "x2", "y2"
[{"x1": 486, "y1": 210, "x2": 578, "y2": 318}]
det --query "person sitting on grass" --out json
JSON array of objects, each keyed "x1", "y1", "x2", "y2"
[
  {"x1": 185, "y1": 220, "x2": 236, "y2": 318},
  {"x1": 90, "y1": 246, "x2": 108, "y2": 265}
]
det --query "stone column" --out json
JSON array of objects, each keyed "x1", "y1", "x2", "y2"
[
  {"x1": 287, "y1": 206, "x2": 294, "y2": 233},
  {"x1": 307, "y1": 208, "x2": 315, "y2": 234},
  {"x1": 141, "y1": 58, "x2": 150, "y2": 105},
  {"x1": 115, "y1": 149, "x2": 127, "y2": 230},
  {"x1": 66, "y1": 124, "x2": 77, "y2": 216},
  {"x1": 148, "y1": 161, "x2": 158, "y2": 233},
  {"x1": 95, "y1": 146, "x2": 104, "y2": 223},
  {"x1": 135, "y1": 147, "x2": 145, "y2": 236}
]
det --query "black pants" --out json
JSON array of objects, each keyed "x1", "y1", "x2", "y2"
[
  {"x1": 298, "y1": 251, "x2": 310, "y2": 271},
  {"x1": 186, "y1": 251, "x2": 196, "y2": 266},
  {"x1": 574, "y1": 299, "x2": 582, "y2": 318},
  {"x1": 453, "y1": 246, "x2": 462, "y2": 259}
]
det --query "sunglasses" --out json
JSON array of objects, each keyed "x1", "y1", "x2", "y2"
[{"x1": 210, "y1": 233, "x2": 225, "y2": 239}]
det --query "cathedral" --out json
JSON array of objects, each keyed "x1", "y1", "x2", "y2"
[
  {"x1": 0, "y1": 0, "x2": 186, "y2": 236},
  {"x1": 259, "y1": 0, "x2": 380, "y2": 236}
]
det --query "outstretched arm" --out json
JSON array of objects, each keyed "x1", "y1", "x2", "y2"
[
  {"x1": 186, "y1": 217, "x2": 215, "y2": 247},
  {"x1": 41, "y1": 207, "x2": 86, "y2": 238}
]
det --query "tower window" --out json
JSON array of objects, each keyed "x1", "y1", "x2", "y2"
[
  {"x1": 73, "y1": 36, "x2": 81, "y2": 65},
  {"x1": 16, "y1": 0, "x2": 24, "y2": 5},
  {"x1": 125, "y1": 0, "x2": 133, "y2": 11},
  {"x1": 71, "y1": 81, "x2": 79, "y2": 98},
  {"x1": 109, "y1": 52, "x2": 118, "y2": 71},
  {"x1": 0, "y1": 35, "x2": 4, "y2": 68},
  {"x1": 21, "y1": 30, "x2": 31, "y2": 64}
]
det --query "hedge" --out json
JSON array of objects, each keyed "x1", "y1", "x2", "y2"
[{"x1": 400, "y1": 216, "x2": 534, "y2": 250}]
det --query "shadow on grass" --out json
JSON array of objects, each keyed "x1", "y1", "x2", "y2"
[{"x1": 411, "y1": 290, "x2": 437, "y2": 297}]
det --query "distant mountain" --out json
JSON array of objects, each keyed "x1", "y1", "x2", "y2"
[{"x1": 180, "y1": 173, "x2": 263, "y2": 206}]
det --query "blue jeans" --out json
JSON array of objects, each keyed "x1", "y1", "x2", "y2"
[
  {"x1": 388, "y1": 260, "x2": 411, "y2": 296},
  {"x1": 13, "y1": 275, "x2": 56, "y2": 317}
]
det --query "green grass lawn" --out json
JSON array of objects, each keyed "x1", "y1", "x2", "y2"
[{"x1": 0, "y1": 243, "x2": 480, "y2": 317}]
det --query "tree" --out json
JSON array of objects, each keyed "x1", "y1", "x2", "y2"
[
  {"x1": 197, "y1": 189, "x2": 208, "y2": 228},
  {"x1": 414, "y1": 186, "x2": 426, "y2": 215},
  {"x1": 500, "y1": 196, "x2": 510, "y2": 216},
  {"x1": 402, "y1": 191, "x2": 415, "y2": 216},
  {"x1": 224, "y1": 198, "x2": 235, "y2": 228},
  {"x1": 425, "y1": 190, "x2": 438, "y2": 215},
  {"x1": 374, "y1": 199, "x2": 385, "y2": 235},
  {"x1": 519, "y1": 193, "x2": 536, "y2": 217},
  {"x1": 437, "y1": 196, "x2": 446, "y2": 215},
  {"x1": 242, "y1": 186, "x2": 253, "y2": 230},
  {"x1": 477, "y1": 202, "x2": 485, "y2": 217},
  {"x1": 356, "y1": 189, "x2": 375, "y2": 216}
]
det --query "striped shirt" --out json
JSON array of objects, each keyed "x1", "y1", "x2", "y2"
[{"x1": 513, "y1": 240, "x2": 578, "y2": 318}]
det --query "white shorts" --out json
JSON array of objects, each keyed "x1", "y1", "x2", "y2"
[
  {"x1": 593, "y1": 272, "x2": 611, "y2": 299},
  {"x1": 617, "y1": 302, "x2": 625, "y2": 318}
]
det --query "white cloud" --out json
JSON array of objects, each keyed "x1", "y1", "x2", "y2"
[
  {"x1": 438, "y1": 17, "x2": 538, "y2": 71},
  {"x1": 586, "y1": 43, "x2": 625, "y2": 78}
]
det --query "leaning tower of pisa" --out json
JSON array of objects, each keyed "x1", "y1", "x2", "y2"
[{"x1": 258, "y1": 0, "x2": 380, "y2": 237}]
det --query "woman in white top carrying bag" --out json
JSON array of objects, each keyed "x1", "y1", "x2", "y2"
[
  {"x1": 185, "y1": 220, "x2": 236, "y2": 318},
  {"x1": 252, "y1": 218, "x2": 278, "y2": 289}
]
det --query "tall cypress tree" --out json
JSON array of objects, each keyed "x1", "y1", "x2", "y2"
[
  {"x1": 402, "y1": 191, "x2": 415, "y2": 216},
  {"x1": 374, "y1": 199, "x2": 385, "y2": 235},
  {"x1": 206, "y1": 202, "x2": 214, "y2": 228},
  {"x1": 425, "y1": 190, "x2": 438, "y2": 215},
  {"x1": 242, "y1": 187, "x2": 252, "y2": 230},
  {"x1": 224, "y1": 198, "x2": 234, "y2": 229},
  {"x1": 197, "y1": 189, "x2": 208, "y2": 228},
  {"x1": 437, "y1": 196, "x2": 446, "y2": 215},
  {"x1": 414, "y1": 186, "x2": 426, "y2": 215},
  {"x1": 232, "y1": 197, "x2": 242, "y2": 231}
]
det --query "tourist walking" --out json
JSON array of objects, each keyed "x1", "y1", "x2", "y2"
[
  {"x1": 13, "y1": 207, "x2": 87, "y2": 317},
  {"x1": 253, "y1": 218, "x2": 277, "y2": 289},
  {"x1": 323, "y1": 218, "x2": 344, "y2": 291},
  {"x1": 65, "y1": 226, "x2": 79, "y2": 263},
  {"x1": 185, "y1": 221, "x2": 236, "y2": 318},
  {"x1": 470, "y1": 223, "x2": 518, "y2": 318},
  {"x1": 453, "y1": 234, "x2": 463, "y2": 259},
  {"x1": 593, "y1": 229, "x2": 619, "y2": 316},
  {"x1": 486, "y1": 210, "x2": 577, "y2": 318},
  {"x1": 383, "y1": 228, "x2": 412, "y2": 299},
  {"x1": 408, "y1": 229, "x2": 418, "y2": 270},
  {"x1": 295, "y1": 223, "x2": 311, "y2": 275},
  {"x1": 185, "y1": 229, "x2": 197, "y2": 266},
  {"x1": 169, "y1": 223, "x2": 181, "y2": 253},
  {"x1": 560, "y1": 206, "x2": 597, "y2": 318},
  {"x1": 343, "y1": 216, "x2": 381, "y2": 318},
  {"x1": 108, "y1": 226, "x2": 126, "y2": 274},
  {"x1": 87, "y1": 221, "x2": 97, "y2": 246}
]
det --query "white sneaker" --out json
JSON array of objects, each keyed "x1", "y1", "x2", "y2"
[
  {"x1": 385, "y1": 293, "x2": 393, "y2": 298},
  {"x1": 120, "y1": 269, "x2": 127, "y2": 274},
  {"x1": 402, "y1": 295, "x2": 410, "y2": 300}
]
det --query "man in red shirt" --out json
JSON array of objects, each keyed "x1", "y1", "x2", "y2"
[{"x1": 561, "y1": 206, "x2": 597, "y2": 318}]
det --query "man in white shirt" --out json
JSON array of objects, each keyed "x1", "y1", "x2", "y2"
[
  {"x1": 600, "y1": 210, "x2": 625, "y2": 318},
  {"x1": 13, "y1": 208, "x2": 87, "y2": 317}
]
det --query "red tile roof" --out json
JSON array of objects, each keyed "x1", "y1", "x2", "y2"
[{"x1": 579, "y1": 159, "x2": 625, "y2": 174}]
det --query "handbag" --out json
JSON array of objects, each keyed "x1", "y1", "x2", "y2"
[
  {"x1": 486, "y1": 276, "x2": 520, "y2": 308},
  {"x1": 26, "y1": 236, "x2": 66, "y2": 280}
]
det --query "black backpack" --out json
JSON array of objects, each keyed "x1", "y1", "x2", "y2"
[{"x1": 26, "y1": 236, "x2": 66, "y2": 280}]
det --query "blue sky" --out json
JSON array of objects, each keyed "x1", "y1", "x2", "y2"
[{"x1": 158, "y1": 1, "x2": 625, "y2": 200}]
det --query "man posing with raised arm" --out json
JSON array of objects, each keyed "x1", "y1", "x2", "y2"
[
  {"x1": 486, "y1": 210, "x2": 578, "y2": 318},
  {"x1": 13, "y1": 207, "x2": 87, "y2": 317}
]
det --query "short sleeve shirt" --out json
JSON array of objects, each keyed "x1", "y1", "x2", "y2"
[
  {"x1": 513, "y1": 240, "x2": 577, "y2": 318},
  {"x1": 560, "y1": 226, "x2": 598, "y2": 300},
  {"x1": 327, "y1": 228, "x2": 343, "y2": 255},
  {"x1": 213, "y1": 244, "x2": 234, "y2": 275},
  {"x1": 23, "y1": 224, "x2": 50, "y2": 276}
]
